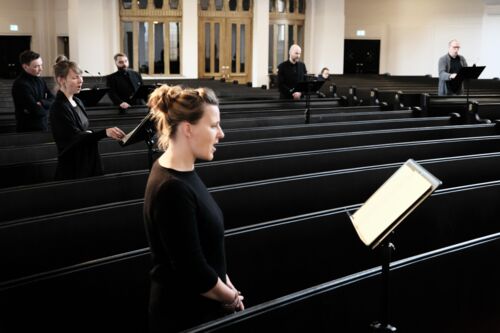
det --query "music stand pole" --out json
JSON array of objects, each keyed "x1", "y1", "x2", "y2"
[
  {"x1": 305, "y1": 87, "x2": 311, "y2": 124},
  {"x1": 371, "y1": 237, "x2": 397, "y2": 332},
  {"x1": 466, "y1": 78, "x2": 470, "y2": 109},
  {"x1": 295, "y1": 80, "x2": 324, "y2": 124},
  {"x1": 145, "y1": 125, "x2": 156, "y2": 170}
]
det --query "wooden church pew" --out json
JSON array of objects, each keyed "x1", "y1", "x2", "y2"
[
  {"x1": 193, "y1": 232, "x2": 500, "y2": 333},
  {"x1": 3, "y1": 134, "x2": 500, "y2": 222},
  {"x1": 0, "y1": 116, "x2": 454, "y2": 164},
  {"x1": 0, "y1": 122, "x2": 498, "y2": 188},
  {"x1": 469, "y1": 101, "x2": 500, "y2": 123},
  {"x1": 3, "y1": 154, "x2": 500, "y2": 282},
  {"x1": 1, "y1": 186, "x2": 499, "y2": 332}
]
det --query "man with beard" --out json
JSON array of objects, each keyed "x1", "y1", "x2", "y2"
[
  {"x1": 438, "y1": 39, "x2": 468, "y2": 96},
  {"x1": 11, "y1": 50, "x2": 54, "y2": 132},
  {"x1": 277, "y1": 44, "x2": 308, "y2": 100},
  {"x1": 106, "y1": 53, "x2": 144, "y2": 113}
]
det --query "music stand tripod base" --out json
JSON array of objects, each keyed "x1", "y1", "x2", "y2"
[{"x1": 371, "y1": 322, "x2": 397, "y2": 332}]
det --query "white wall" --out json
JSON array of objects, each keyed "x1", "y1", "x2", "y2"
[
  {"x1": 54, "y1": 0, "x2": 69, "y2": 37},
  {"x1": 251, "y1": 0, "x2": 269, "y2": 87},
  {"x1": 68, "y1": 0, "x2": 119, "y2": 76},
  {"x1": 480, "y1": 5, "x2": 500, "y2": 78},
  {"x1": 345, "y1": 0, "x2": 485, "y2": 76},
  {"x1": 0, "y1": 0, "x2": 35, "y2": 35},
  {"x1": 305, "y1": 0, "x2": 344, "y2": 75},
  {"x1": 0, "y1": 0, "x2": 67, "y2": 76},
  {"x1": 181, "y1": 0, "x2": 198, "y2": 78}
]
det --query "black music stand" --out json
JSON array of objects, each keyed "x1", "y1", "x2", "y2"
[
  {"x1": 318, "y1": 77, "x2": 336, "y2": 98},
  {"x1": 76, "y1": 88, "x2": 109, "y2": 107},
  {"x1": 119, "y1": 113, "x2": 157, "y2": 169},
  {"x1": 129, "y1": 84, "x2": 157, "y2": 103},
  {"x1": 449, "y1": 65, "x2": 485, "y2": 105},
  {"x1": 295, "y1": 80, "x2": 325, "y2": 124},
  {"x1": 347, "y1": 159, "x2": 442, "y2": 332}
]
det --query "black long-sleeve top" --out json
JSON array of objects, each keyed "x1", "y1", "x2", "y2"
[
  {"x1": 49, "y1": 91, "x2": 107, "y2": 179},
  {"x1": 143, "y1": 161, "x2": 227, "y2": 294},
  {"x1": 277, "y1": 60, "x2": 307, "y2": 99},
  {"x1": 11, "y1": 71, "x2": 54, "y2": 132}
]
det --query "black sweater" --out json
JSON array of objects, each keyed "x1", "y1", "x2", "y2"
[
  {"x1": 11, "y1": 71, "x2": 54, "y2": 131},
  {"x1": 277, "y1": 60, "x2": 307, "y2": 99},
  {"x1": 143, "y1": 161, "x2": 227, "y2": 293}
]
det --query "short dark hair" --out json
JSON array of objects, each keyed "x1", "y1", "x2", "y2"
[
  {"x1": 19, "y1": 50, "x2": 40, "y2": 65},
  {"x1": 114, "y1": 52, "x2": 127, "y2": 61}
]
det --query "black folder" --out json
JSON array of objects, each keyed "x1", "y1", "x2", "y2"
[
  {"x1": 294, "y1": 80, "x2": 325, "y2": 95},
  {"x1": 119, "y1": 113, "x2": 155, "y2": 147},
  {"x1": 449, "y1": 65, "x2": 485, "y2": 92},
  {"x1": 129, "y1": 84, "x2": 157, "y2": 102},
  {"x1": 76, "y1": 88, "x2": 109, "y2": 107}
]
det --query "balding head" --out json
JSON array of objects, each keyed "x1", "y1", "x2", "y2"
[
  {"x1": 448, "y1": 39, "x2": 460, "y2": 58},
  {"x1": 289, "y1": 44, "x2": 302, "y2": 63}
]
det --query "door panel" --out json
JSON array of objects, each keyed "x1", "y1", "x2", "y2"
[
  {"x1": 0, "y1": 36, "x2": 31, "y2": 79},
  {"x1": 199, "y1": 18, "x2": 251, "y2": 83},
  {"x1": 343, "y1": 39, "x2": 380, "y2": 74}
]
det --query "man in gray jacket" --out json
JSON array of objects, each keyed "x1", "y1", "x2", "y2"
[{"x1": 438, "y1": 39, "x2": 468, "y2": 95}]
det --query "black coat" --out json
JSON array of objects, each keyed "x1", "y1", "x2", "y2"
[
  {"x1": 277, "y1": 60, "x2": 307, "y2": 99},
  {"x1": 11, "y1": 71, "x2": 54, "y2": 132},
  {"x1": 49, "y1": 91, "x2": 107, "y2": 180},
  {"x1": 106, "y1": 69, "x2": 144, "y2": 105}
]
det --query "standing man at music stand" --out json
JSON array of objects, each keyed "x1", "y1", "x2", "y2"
[
  {"x1": 278, "y1": 44, "x2": 307, "y2": 100},
  {"x1": 438, "y1": 39, "x2": 468, "y2": 96},
  {"x1": 106, "y1": 52, "x2": 144, "y2": 113}
]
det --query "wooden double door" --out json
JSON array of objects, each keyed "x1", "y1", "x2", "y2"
[{"x1": 198, "y1": 18, "x2": 252, "y2": 83}]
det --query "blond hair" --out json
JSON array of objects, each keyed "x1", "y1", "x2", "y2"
[
  {"x1": 53, "y1": 57, "x2": 82, "y2": 86},
  {"x1": 148, "y1": 85, "x2": 219, "y2": 150}
]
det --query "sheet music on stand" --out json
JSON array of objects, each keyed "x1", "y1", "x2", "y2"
[
  {"x1": 349, "y1": 159, "x2": 442, "y2": 249},
  {"x1": 120, "y1": 112, "x2": 157, "y2": 169},
  {"x1": 76, "y1": 88, "x2": 109, "y2": 107},
  {"x1": 120, "y1": 113, "x2": 154, "y2": 147}
]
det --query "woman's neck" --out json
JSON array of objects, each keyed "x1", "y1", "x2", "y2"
[
  {"x1": 60, "y1": 88, "x2": 75, "y2": 105},
  {"x1": 158, "y1": 143, "x2": 195, "y2": 172}
]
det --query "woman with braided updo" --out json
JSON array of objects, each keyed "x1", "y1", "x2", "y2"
[
  {"x1": 49, "y1": 57, "x2": 125, "y2": 180},
  {"x1": 143, "y1": 85, "x2": 244, "y2": 332}
]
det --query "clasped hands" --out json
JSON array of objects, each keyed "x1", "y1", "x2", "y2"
[{"x1": 221, "y1": 289, "x2": 245, "y2": 313}]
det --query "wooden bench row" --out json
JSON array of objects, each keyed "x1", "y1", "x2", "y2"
[
  {"x1": 1, "y1": 181, "x2": 499, "y2": 332},
  {"x1": 1, "y1": 115, "x2": 452, "y2": 164},
  {"x1": 1, "y1": 121, "x2": 497, "y2": 188},
  {"x1": 3, "y1": 133, "x2": 500, "y2": 222},
  {"x1": 3, "y1": 152, "x2": 500, "y2": 283}
]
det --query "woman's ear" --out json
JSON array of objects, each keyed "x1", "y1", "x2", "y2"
[
  {"x1": 56, "y1": 76, "x2": 65, "y2": 87},
  {"x1": 180, "y1": 121, "x2": 192, "y2": 138}
]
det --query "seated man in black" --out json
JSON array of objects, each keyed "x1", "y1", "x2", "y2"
[
  {"x1": 277, "y1": 44, "x2": 307, "y2": 100},
  {"x1": 11, "y1": 50, "x2": 54, "y2": 132},
  {"x1": 106, "y1": 52, "x2": 144, "y2": 113}
]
